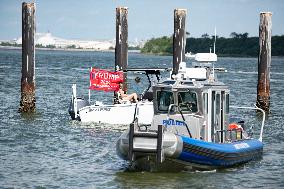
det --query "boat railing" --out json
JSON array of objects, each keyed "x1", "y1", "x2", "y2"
[
  {"x1": 214, "y1": 129, "x2": 246, "y2": 143},
  {"x1": 230, "y1": 106, "x2": 266, "y2": 142},
  {"x1": 129, "y1": 102, "x2": 164, "y2": 163}
]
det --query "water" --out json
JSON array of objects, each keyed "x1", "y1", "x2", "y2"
[{"x1": 0, "y1": 49, "x2": 283, "y2": 188}]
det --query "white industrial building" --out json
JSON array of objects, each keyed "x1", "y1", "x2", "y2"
[{"x1": 14, "y1": 32, "x2": 115, "y2": 50}]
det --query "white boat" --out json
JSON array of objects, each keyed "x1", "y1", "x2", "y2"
[
  {"x1": 116, "y1": 53, "x2": 266, "y2": 171},
  {"x1": 76, "y1": 98, "x2": 153, "y2": 124},
  {"x1": 185, "y1": 52, "x2": 195, "y2": 59},
  {"x1": 69, "y1": 68, "x2": 169, "y2": 124}
]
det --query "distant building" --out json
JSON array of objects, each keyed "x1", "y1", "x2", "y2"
[
  {"x1": 13, "y1": 32, "x2": 115, "y2": 50},
  {"x1": 2, "y1": 32, "x2": 145, "y2": 50}
]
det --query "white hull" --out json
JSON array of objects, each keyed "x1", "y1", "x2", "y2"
[{"x1": 78, "y1": 101, "x2": 153, "y2": 124}]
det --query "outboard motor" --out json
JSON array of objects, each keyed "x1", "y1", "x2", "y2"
[
  {"x1": 68, "y1": 84, "x2": 90, "y2": 120},
  {"x1": 68, "y1": 97, "x2": 90, "y2": 120}
]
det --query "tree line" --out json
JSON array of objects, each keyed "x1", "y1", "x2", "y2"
[{"x1": 141, "y1": 33, "x2": 284, "y2": 57}]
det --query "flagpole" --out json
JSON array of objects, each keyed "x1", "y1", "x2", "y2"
[{"x1": 89, "y1": 67, "x2": 91, "y2": 103}]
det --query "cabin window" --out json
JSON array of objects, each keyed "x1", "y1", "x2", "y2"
[
  {"x1": 157, "y1": 91, "x2": 174, "y2": 112},
  {"x1": 216, "y1": 93, "x2": 221, "y2": 117},
  {"x1": 211, "y1": 91, "x2": 216, "y2": 142},
  {"x1": 203, "y1": 93, "x2": 208, "y2": 114},
  {"x1": 177, "y1": 91, "x2": 198, "y2": 113},
  {"x1": 225, "y1": 94, "x2": 229, "y2": 113},
  {"x1": 215, "y1": 93, "x2": 221, "y2": 130}
]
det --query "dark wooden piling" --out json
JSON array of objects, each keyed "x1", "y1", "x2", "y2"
[
  {"x1": 256, "y1": 12, "x2": 272, "y2": 112},
  {"x1": 115, "y1": 7, "x2": 128, "y2": 92},
  {"x1": 172, "y1": 9, "x2": 187, "y2": 76},
  {"x1": 19, "y1": 2, "x2": 36, "y2": 112}
]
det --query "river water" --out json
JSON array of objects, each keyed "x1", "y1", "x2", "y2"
[{"x1": 0, "y1": 49, "x2": 283, "y2": 188}]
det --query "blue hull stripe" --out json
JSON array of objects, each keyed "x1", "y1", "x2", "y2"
[{"x1": 178, "y1": 136, "x2": 263, "y2": 167}]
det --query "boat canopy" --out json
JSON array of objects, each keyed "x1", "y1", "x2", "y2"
[{"x1": 195, "y1": 53, "x2": 217, "y2": 62}]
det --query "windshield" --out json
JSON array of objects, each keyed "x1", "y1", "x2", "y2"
[
  {"x1": 157, "y1": 91, "x2": 174, "y2": 112},
  {"x1": 178, "y1": 91, "x2": 198, "y2": 113}
]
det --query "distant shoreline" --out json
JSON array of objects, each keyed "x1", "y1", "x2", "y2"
[
  {"x1": 0, "y1": 45, "x2": 141, "y2": 53},
  {"x1": 1, "y1": 45, "x2": 283, "y2": 58}
]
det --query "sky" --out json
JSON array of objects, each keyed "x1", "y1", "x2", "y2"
[{"x1": 0, "y1": 0, "x2": 283, "y2": 41}]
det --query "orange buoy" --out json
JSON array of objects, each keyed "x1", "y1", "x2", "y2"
[{"x1": 228, "y1": 123, "x2": 242, "y2": 130}]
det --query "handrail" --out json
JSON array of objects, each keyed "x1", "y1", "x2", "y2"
[
  {"x1": 214, "y1": 129, "x2": 245, "y2": 143},
  {"x1": 230, "y1": 105, "x2": 265, "y2": 142}
]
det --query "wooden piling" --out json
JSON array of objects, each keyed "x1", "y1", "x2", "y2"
[
  {"x1": 115, "y1": 7, "x2": 128, "y2": 92},
  {"x1": 256, "y1": 12, "x2": 272, "y2": 112},
  {"x1": 172, "y1": 9, "x2": 187, "y2": 76},
  {"x1": 19, "y1": 2, "x2": 36, "y2": 113}
]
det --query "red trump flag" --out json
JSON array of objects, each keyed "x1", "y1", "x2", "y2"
[{"x1": 89, "y1": 68, "x2": 124, "y2": 91}]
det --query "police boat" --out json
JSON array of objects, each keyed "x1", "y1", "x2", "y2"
[{"x1": 116, "y1": 53, "x2": 265, "y2": 170}]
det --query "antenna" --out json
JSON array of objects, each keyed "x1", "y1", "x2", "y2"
[
  {"x1": 214, "y1": 27, "x2": 216, "y2": 54},
  {"x1": 212, "y1": 27, "x2": 217, "y2": 79}
]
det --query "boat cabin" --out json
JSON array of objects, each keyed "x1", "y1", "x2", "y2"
[
  {"x1": 120, "y1": 53, "x2": 264, "y2": 169},
  {"x1": 151, "y1": 53, "x2": 235, "y2": 143}
]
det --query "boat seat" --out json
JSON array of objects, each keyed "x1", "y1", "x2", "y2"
[{"x1": 119, "y1": 99, "x2": 131, "y2": 104}]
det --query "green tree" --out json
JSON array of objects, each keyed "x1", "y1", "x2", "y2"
[
  {"x1": 141, "y1": 34, "x2": 284, "y2": 57},
  {"x1": 201, "y1": 33, "x2": 210, "y2": 38},
  {"x1": 141, "y1": 36, "x2": 172, "y2": 55}
]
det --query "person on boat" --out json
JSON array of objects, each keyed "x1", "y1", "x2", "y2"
[{"x1": 118, "y1": 83, "x2": 138, "y2": 103}]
